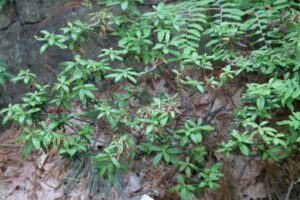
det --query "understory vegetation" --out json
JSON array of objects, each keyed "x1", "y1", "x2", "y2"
[
  {"x1": 1, "y1": 0, "x2": 300, "y2": 199},
  {"x1": 0, "y1": 0, "x2": 8, "y2": 10},
  {"x1": 0, "y1": 61, "x2": 11, "y2": 85}
]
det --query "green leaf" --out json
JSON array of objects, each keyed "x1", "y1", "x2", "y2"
[
  {"x1": 127, "y1": 75, "x2": 137, "y2": 84},
  {"x1": 296, "y1": 41, "x2": 300, "y2": 63},
  {"x1": 180, "y1": 136, "x2": 189, "y2": 146},
  {"x1": 197, "y1": 85, "x2": 204, "y2": 93},
  {"x1": 186, "y1": 167, "x2": 191, "y2": 177},
  {"x1": 84, "y1": 90, "x2": 95, "y2": 99},
  {"x1": 32, "y1": 138, "x2": 41, "y2": 150},
  {"x1": 225, "y1": 8, "x2": 244, "y2": 16},
  {"x1": 22, "y1": 142, "x2": 33, "y2": 158},
  {"x1": 180, "y1": 188, "x2": 188, "y2": 199},
  {"x1": 274, "y1": 0, "x2": 288, "y2": 4},
  {"x1": 189, "y1": 23, "x2": 203, "y2": 31},
  {"x1": 206, "y1": 39, "x2": 219, "y2": 47},
  {"x1": 73, "y1": 68, "x2": 82, "y2": 80},
  {"x1": 163, "y1": 151, "x2": 170, "y2": 162},
  {"x1": 167, "y1": 147, "x2": 182, "y2": 154},
  {"x1": 157, "y1": 31, "x2": 165, "y2": 42},
  {"x1": 15, "y1": 133, "x2": 28, "y2": 142},
  {"x1": 187, "y1": 29, "x2": 201, "y2": 37},
  {"x1": 257, "y1": 96, "x2": 265, "y2": 111},
  {"x1": 121, "y1": 1, "x2": 128, "y2": 10},
  {"x1": 40, "y1": 44, "x2": 48, "y2": 53},
  {"x1": 69, "y1": 147, "x2": 77, "y2": 156},
  {"x1": 146, "y1": 125, "x2": 154, "y2": 135},
  {"x1": 160, "y1": 116, "x2": 168, "y2": 127},
  {"x1": 292, "y1": 89, "x2": 300, "y2": 99},
  {"x1": 230, "y1": 130, "x2": 240, "y2": 139},
  {"x1": 199, "y1": 181, "x2": 206, "y2": 188},
  {"x1": 199, "y1": 125, "x2": 214, "y2": 131},
  {"x1": 99, "y1": 166, "x2": 108, "y2": 177},
  {"x1": 111, "y1": 157, "x2": 121, "y2": 168},
  {"x1": 153, "y1": 152, "x2": 163, "y2": 165},
  {"x1": 191, "y1": 133, "x2": 202, "y2": 143},
  {"x1": 239, "y1": 144, "x2": 249, "y2": 156}
]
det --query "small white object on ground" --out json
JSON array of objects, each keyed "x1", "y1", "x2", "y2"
[{"x1": 140, "y1": 194, "x2": 154, "y2": 200}]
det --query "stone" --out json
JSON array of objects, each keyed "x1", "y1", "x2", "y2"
[
  {"x1": 140, "y1": 194, "x2": 154, "y2": 200},
  {"x1": 0, "y1": 0, "x2": 93, "y2": 109},
  {"x1": 0, "y1": 1, "x2": 17, "y2": 30},
  {"x1": 3, "y1": 166, "x2": 19, "y2": 177},
  {"x1": 125, "y1": 172, "x2": 142, "y2": 194},
  {"x1": 15, "y1": 0, "x2": 71, "y2": 24},
  {"x1": 243, "y1": 182, "x2": 267, "y2": 200}
]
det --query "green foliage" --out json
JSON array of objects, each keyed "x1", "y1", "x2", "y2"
[
  {"x1": 198, "y1": 163, "x2": 224, "y2": 189},
  {"x1": 170, "y1": 174, "x2": 197, "y2": 200},
  {"x1": 139, "y1": 143, "x2": 182, "y2": 165},
  {"x1": 34, "y1": 31, "x2": 68, "y2": 53},
  {"x1": 0, "y1": 61, "x2": 12, "y2": 85},
  {"x1": 1, "y1": 0, "x2": 300, "y2": 199},
  {"x1": 218, "y1": 129, "x2": 252, "y2": 156},
  {"x1": 95, "y1": 134, "x2": 136, "y2": 183},
  {"x1": 176, "y1": 118, "x2": 214, "y2": 146}
]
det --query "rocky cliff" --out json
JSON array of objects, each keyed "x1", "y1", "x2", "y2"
[
  {"x1": 0, "y1": 0, "x2": 99, "y2": 132},
  {"x1": 0, "y1": 0, "x2": 93, "y2": 106}
]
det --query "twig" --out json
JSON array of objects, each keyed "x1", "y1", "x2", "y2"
[
  {"x1": 0, "y1": 144, "x2": 22, "y2": 148},
  {"x1": 237, "y1": 157, "x2": 255, "y2": 184},
  {"x1": 45, "y1": 64, "x2": 57, "y2": 78},
  {"x1": 203, "y1": 90, "x2": 220, "y2": 120},
  {"x1": 204, "y1": 104, "x2": 228, "y2": 123},
  {"x1": 264, "y1": 173, "x2": 273, "y2": 200},
  {"x1": 284, "y1": 181, "x2": 294, "y2": 200}
]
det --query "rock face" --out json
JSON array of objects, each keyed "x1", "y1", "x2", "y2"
[
  {"x1": 15, "y1": 0, "x2": 70, "y2": 24},
  {"x1": 0, "y1": 0, "x2": 91, "y2": 106},
  {"x1": 0, "y1": 0, "x2": 173, "y2": 132},
  {"x1": 0, "y1": 0, "x2": 96, "y2": 132},
  {"x1": 0, "y1": 1, "x2": 17, "y2": 30}
]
